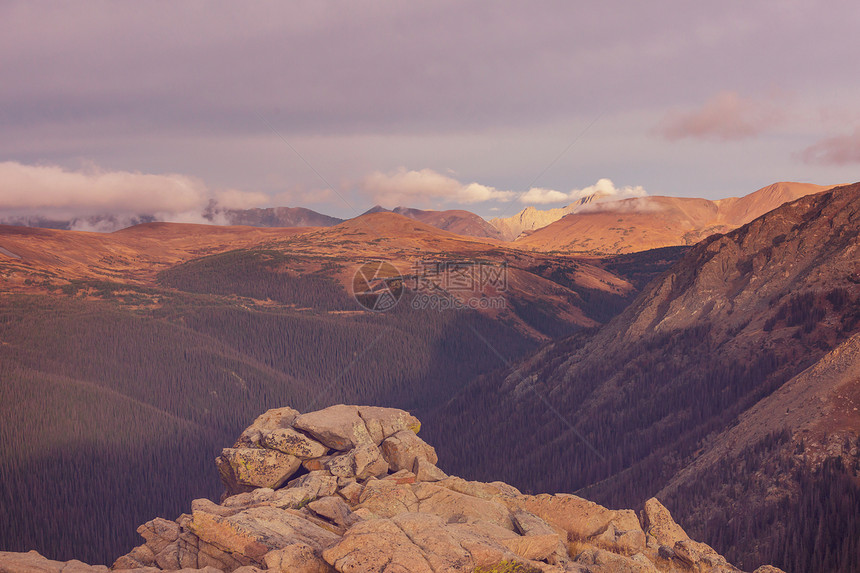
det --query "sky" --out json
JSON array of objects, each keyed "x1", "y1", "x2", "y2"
[{"x1": 2, "y1": 1, "x2": 860, "y2": 226}]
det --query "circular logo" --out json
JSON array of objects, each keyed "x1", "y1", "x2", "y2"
[{"x1": 352, "y1": 261, "x2": 404, "y2": 311}]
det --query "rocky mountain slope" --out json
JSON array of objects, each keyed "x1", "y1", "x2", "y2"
[
  {"x1": 429, "y1": 183, "x2": 860, "y2": 571},
  {"x1": 488, "y1": 193, "x2": 608, "y2": 242},
  {"x1": 224, "y1": 207, "x2": 343, "y2": 228},
  {"x1": 514, "y1": 182, "x2": 833, "y2": 254},
  {"x1": 0, "y1": 405, "x2": 785, "y2": 573},
  {"x1": 363, "y1": 206, "x2": 504, "y2": 240}
]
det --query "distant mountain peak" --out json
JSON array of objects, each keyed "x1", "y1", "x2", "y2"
[{"x1": 361, "y1": 205, "x2": 390, "y2": 215}]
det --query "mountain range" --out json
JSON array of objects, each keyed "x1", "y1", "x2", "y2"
[
  {"x1": 515, "y1": 182, "x2": 834, "y2": 254},
  {"x1": 1, "y1": 182, "x2": 831, "y2": 256},
  {"x1": 427, "y1": 182, "x2": 860, "y2": 572},
  {"x1": 1, "y1": 180, "x2": 857, "y2": 572}
]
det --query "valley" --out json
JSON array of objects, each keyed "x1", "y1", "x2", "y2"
[{"x1": 1, "y1": 181, "x2": 857, "y2": 572}]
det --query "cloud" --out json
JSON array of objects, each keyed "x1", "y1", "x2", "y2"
[
  {"x1": 576, "y1": 196, "x2": 663, "y2": 214},
  {"x1": 360, "y1": 168, "x2": 516, "y2": 206},
  {"x1": 656, "y1": 91, "x2": 783, "y2": 141},
  {"x1": 799, "y1": 128, "x2": 860, "y2": 165},
  {"x1": 518, "y1": 178, "x2": 647, "y2": 205},
  {"x1": 0, "y1": 161, "x2": 269, "y2": 229}
]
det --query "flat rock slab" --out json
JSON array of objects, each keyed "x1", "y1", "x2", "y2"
[
  {"x1": 294, "y1": 405, "x2": 422, "y2": 451},
  {"x1": 189, "y1": 506, "x2": 341, "y2": 564}
]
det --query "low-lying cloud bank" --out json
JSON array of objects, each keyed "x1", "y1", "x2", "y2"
[
  {"x1": 1, "y1": 162, "x2": 651, "y2": 231},
  {"x1": 360, "y1": 168, "x2": 517, "y2": 206},
  {"x1": 361, "y1": 169, "x2": 646, "y2": 208},
  {"x1": 0, "y1": 161, "x2": 268, "y2": 231},
  {"x1": 519, "y1": 178, "x2": 647, "y2": 205}
]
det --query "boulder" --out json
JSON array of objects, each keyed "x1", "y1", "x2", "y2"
[
  {"x1": 321, "y1": 518, "x2": 435, "y2": 573},
  {"x1": 287, "y1": 471, "x2": 339, "y2": 497},
  {"x1": 263, "y1": 428, "x2": 329, "y2": 459},
  {"x1": 575, "y1": 547, "x2": 657, "y2": 572},
  {"x1": 412, "y1": 458, "x2": 447, "y2": 482},
  {"x1": 302, "y1": 455, "x2": 337, "y2": 472},
  {"x1": 384, "y1": 469, "x2": 417, "y2": 484},
  {"x1": 337, "y1": 481, "x2": 364, "y2": 505},
  {"x1": 380, "y1": 430, "x2": 437, "y2": 472},
  {"x1": 412, "y1": 481, "x2": 514, "y2": 530},
  {"x1": 324, "y1": 443, "x2": 388, "y2": 480},
  {"x1": 307, "y1": 496, "x2": 360, "y2": 528},
  {"x1": 437, "y1": 476, "x2": 521, "y2": 500},
  {"x1": 189, "y1": 506, "x2": 340, "y2": 565},
  {"x1": 499, "y1": 533, "x2": 561, "y2": 561},
  {"x1": 264, "y1": 543, "x2": 334, "y2": 573},
  {"x1": 357, "y1": 406, "x2": 422, "y2": 442},
  {"x1": 640, "y1": 498, "x2": 689, "y2": 547},
  {"x1": 592, "y1": 522, "x2": 646, "y2": 554},
  {"x1": 234, "y1": 407, "x2": 300, "y2": 448},
  {"x1": 511, "y1": 511, "x2": 570, "y2": 565},
  {"x1": 390, "y1": 513, "x2": 474, "y2": 572},
  {"x1": 358, "y1": 479, "x2": 419, "y2": 517},
  {"x1": 293, "y1": 405, "x2": 375, "y2": 450},
  {"x1": 352, "y1": 443, "x2": 389, "y2": 479},
  {"x1": 137, "y1": 517, "x2": 180, "y2": 554},
  {"x1": 507, "y1": 493, "x2": 621, "y2": 539},
  {"x1": 216, "y1": 447, "x2": 302, "y2": 494}
]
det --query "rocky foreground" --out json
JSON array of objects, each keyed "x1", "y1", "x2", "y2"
[{"x1": 0, "y1": 405, "x2": 784, "y2": 573}]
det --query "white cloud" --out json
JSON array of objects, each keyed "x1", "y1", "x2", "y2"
[
  {"x1": 576, "y1": 196, "x2": 663, "y2": 214},
  {"x1": 0, "y1": 161, "x2": 269, "y2": 229},
  {"x1": 360, "y1": 167, "x2": 516, "y2": 206},
  {"x1": 519, "y1": 178, "x2": 647, "y2": 204}
]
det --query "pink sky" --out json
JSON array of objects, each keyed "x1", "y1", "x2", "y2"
[{"x1": 1, "y1": 1, "x2": 859, "y2": 223}]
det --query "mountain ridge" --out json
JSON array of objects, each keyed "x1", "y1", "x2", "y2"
[
  {"x1": 512, "y1": 182, "x2": 834, "y2": 254},
  {"x1": 428, "y1": 182, "x2": 860, "y2": 571}
]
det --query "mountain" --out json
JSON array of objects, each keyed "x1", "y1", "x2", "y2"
[
  {"x1": 0, "y1": 207, "x2": 341, "y2": 233},
  {"x1": 363, "y1": 205, "x2": 504, "y2": 240},
  {"x1": 1, "y1": 211, "x2": 691, "y2": 564},
  {"x1": 0, "y1": 213, "x2": 159, "y2": 232},
  {"x1": 2, "y1": 181, "x2": 847, "y2": 570},
  {"x1": 429, "y1": 183, "x2": 860, "y2": 572},
  {"x1": 489, "y1": 193, "x2": 608, "y2": 241},
  {"x1": 513, "y1": 182, "x2": 833, "y2": 254},
  {"x1": 0, "y1": 404, "x2": 786, "y2": 573},
  {"x1": 224, "y1": 206, "x2": 343, "y2": 228}
]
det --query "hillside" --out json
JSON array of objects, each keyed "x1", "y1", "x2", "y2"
[
  {"x1": 363, "y1": 206, "x2": 504, "y2": 240},
  {"x1": 428, "y1": 183, "x2": 860, "y2": 572},
  {"x1": 514, "y1": 182, "x2": 833, "y2": 254},
  {"x1": 224, "y1": 206, "x2": 343, "y2": 228},
  {"x1": 0, "y1": 213, "x2": 688, "y2": 564},
  {"x1": 489, "y1": 193, "x2": 608, "y2": 241},
  {"x1": 0, "y1": 404, "x2": 785, "y2": 573}
]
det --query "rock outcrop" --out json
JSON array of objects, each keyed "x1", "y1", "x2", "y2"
[{"x1": 0, "y1": 405, "x2": 785, "y2": 573}]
